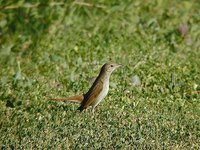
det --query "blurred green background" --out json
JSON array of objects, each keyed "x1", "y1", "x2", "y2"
[{"x1": 0, "y1": 0, "x2": 199, "y2": 149}]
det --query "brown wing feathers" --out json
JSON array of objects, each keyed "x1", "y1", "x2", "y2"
[{"x1": 77, "y1": 79, "x2": 103, "y2": 112}]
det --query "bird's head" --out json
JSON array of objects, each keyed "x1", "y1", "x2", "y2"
[{"x1": 101, "y1": 63, "x2": 122, "y2": 75}]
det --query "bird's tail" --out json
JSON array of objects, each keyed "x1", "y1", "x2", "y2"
[{"x1": 50, "y1": 95, "x2": 84, "y2": 103}]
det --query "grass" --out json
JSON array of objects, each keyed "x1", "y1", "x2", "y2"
[{"x1": 0, "y1": 0, "x2": 200, "y2": 149}]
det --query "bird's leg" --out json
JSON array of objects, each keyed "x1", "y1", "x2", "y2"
[{"x1": 91, "y1": 106, "x2": 96, "y2": 114}]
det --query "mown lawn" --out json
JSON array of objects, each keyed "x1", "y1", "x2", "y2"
[{"x1": 0, "y1": 0, "x2": 199, "y2": 149}]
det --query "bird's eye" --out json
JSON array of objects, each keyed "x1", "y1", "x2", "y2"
[{"x1": 111, "y1": 65, "x2": 113, "y2": 67}]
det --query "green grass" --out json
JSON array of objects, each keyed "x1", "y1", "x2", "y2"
[{"x1": 0, "y1": 0, "x2": 200, "y2": 149}]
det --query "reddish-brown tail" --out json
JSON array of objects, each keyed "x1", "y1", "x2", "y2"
[{"x1": 50, "y1": 95, "x2": 84, "y2": 103}]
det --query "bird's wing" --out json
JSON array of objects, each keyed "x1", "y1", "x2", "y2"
[{"x1": 78, "y1": 79, "x2": 103, "y2": 111}]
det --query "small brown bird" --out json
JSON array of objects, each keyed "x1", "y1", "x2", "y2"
[{"x1": 51, "y1": 63, "x2": 122, "y2": 112}]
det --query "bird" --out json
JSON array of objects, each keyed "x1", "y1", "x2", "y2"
[{"x1": 51, "y1": 63, "x2": 122, "y2": 112}]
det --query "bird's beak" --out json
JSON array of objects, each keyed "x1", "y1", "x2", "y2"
[{"x1": 116, "y1": 64, "x2": 123, "y2": 68}]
